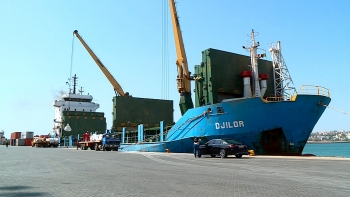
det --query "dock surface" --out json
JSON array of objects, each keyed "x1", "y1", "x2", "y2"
[{"x1": 1, "y1": 146, "x2": 349, "y2": 197}]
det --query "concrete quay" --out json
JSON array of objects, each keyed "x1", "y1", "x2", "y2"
[{"x1": 1, "y1": 146, "x2": 349, "y2": 197}]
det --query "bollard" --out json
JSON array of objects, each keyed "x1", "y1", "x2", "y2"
[{"x1": 248, "y1": 150, "x2": 255, "y2": 156}]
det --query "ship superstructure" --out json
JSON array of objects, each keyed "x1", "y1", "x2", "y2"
[{"x1": 52, "y1": 74, "x2": 104, "y2": 137}]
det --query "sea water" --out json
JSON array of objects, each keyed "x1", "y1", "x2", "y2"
[{"x1": 302, "y1": 142, "x2": 350, "y2": 158}]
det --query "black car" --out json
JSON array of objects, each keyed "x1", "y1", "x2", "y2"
[{"x1": 198, "y1": 139, "x2": 249, "y2": 158}]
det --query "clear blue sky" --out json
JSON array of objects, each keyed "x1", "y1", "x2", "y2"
[{"x1": 1, "y1": 1, "x2": 349, "y2": 139}]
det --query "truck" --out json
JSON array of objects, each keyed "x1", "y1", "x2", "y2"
[
  {"x1": 32, "y1": 135, "x2": 59, "y2": 147},
  {"x1": 78, "y1": 131, "x2": 120, "y2": 151}
]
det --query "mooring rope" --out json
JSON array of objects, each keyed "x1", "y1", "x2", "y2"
[{"x1": 323, "y1": 105, "x2": 350, "y2": 115}]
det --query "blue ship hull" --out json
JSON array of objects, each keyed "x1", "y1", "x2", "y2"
[{"x1": 120, "y1": 94, "x2": 330, "y2": 155}]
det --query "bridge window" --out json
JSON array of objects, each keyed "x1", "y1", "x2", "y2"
[{"x1": 63, "y1": 98, "x2": 92, "y2": 102}]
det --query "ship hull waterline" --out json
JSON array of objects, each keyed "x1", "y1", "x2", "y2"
[{"x1": 120, "y1": 94, "x2": 331, "y2": 156}]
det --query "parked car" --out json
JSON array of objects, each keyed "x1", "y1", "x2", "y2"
[{"x1": 198, "y1": 138, "x2": 249, "y2": 158}]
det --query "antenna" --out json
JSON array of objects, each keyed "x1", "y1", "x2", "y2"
[{"x1": 79, "y1": 87, "x2": 84, "y2": 95}]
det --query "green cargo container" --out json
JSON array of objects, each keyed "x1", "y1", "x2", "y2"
[
  {"x1": 112, "y1": 96, "x2": 173, "y2": 131},
  {"x1": 194, "y1": 48, "x2": 274, "y2": 107},
  {"x1": 61, "y1": 111, "x2": 106, "y2": 137}
]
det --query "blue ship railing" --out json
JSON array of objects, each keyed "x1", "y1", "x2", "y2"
[
  {"x1": 120, "y1": 112, "x2": 206, "y2": 150},
  {"x1": 166, "y1": 113, "x2": 206, "y2": 141}
]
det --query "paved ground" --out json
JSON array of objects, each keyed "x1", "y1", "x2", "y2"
[{"x1": 1, "y1": 146, "x2": 349, "y2": 197}]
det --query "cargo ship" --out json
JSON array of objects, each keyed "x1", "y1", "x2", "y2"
[
  {"x1": 119, "y1": 0, "x2": 331, "y2": 155},
  {"x1": 52, "y1": 74, "x2": 106, "y2": 138}
]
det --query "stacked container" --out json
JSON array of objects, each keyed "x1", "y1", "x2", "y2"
[
  {"x1": 16, "y1": 139, "x2": 26, "y2": 146},
  {"x1": 21, "y1": 131, "x2": 34, "y2": 139},
  {"x1": 10, "y1": 131, "x2": 34, "y2": 146},
  {"x1": 21, "y1": 131, "x2": 34, "y2": 146},
  {"x1": 25, "y1": 139, "x2": 32, "y2": 146},
  {"x1": 11, "y1": 132, "x2": 21, "y2": 139},
  {"x1": 11, "y1": 139, "x2": 16, "y2": 146},
  {"x1": 10, "y1": 132, "x2": 21, "y2": 146}
]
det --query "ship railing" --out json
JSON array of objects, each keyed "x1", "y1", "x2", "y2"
[
  {"x1": 168, "y1": 113, "x2": 205, "y2": 133},
  {"x1": 265, "y1": 85, "x2": 330, "y2": 102},
  {"x1": 298, "y1": 85, "x2": 330, "y2": 97},
  {"x1": 120, "y1": 113, "x2": 206, "y2": 149},
  {"x1": 166, "y1": 113, "x2": 206, "y2": 140}
]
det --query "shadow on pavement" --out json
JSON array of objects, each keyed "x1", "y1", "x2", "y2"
[
  {"x1": 2, "y1": 192, "x2": 48, "y2": 197},
  {"x1": 0, "y1": 186, "x2": 48, "y2": 197},
  {"x1": 0, "y1": 186, "x2": 32, "y2": 190},
  {"x1": 200, "y1": 156, "x2": 254, "y2": 159}
]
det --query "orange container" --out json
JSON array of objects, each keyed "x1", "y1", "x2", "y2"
[{"x1": 11, "y1": 132, "x2": 21, "y2": 139}]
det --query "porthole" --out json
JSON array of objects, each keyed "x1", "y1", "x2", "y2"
[{"x1": 217, "y1": 106, "x2": 224, "y2": 113}]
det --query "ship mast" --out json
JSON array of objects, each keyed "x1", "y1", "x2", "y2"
[
  {"x1": 72, "y1": 74, "x2": 77, "y2": 94},
  {"x1": 243, "y1": 29, "x2": 261, "y2": 98}
]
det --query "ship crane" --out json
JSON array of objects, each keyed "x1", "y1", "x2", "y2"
[
  {"x1": 169, "y1": 0, "x2": 194, "y2": 115},
  {"x1": 268, "y1": 41, "x2": 296, "y2": 100},
  {"x1": 73, "y1": 30, "x2": 129, "y2": 97}
]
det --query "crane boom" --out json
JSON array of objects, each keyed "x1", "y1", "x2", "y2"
[
  {"x1": 169, "y1": 0, "x2": 194, "y2": 115},
  {"x1": 73, "y1": 30, "x2": 128, "y2": 96}
]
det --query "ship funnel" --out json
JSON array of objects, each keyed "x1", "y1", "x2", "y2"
[
  {"x1": 259, "y1": 74, "x2": 268, "y2": 98},
  {"x1": 241, "y1": 71, "x2": 252, "y2": 98}
]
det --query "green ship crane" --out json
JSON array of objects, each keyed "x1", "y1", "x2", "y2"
[
  {"x1": 73, "y1": 30, "x2": 129, "y2": 96},
  {"x1": 169, "y1": 0, "x2": 194, "y2": 115}
]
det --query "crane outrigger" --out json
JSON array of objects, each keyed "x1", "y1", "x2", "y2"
[
  {"x1": 169, "y1": 0, "x2": 194, "y2": 115},
  {"x1": 73, "y1": 30, "x2": 129, "y2": 96}
]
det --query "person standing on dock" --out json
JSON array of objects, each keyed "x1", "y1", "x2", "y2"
[
  {"x1": 193, "y1": 138, "x2": 200, "y2": 158},
  {"x1": 76, "y1": 140, "x2": 80, "y2": 150},
  {"x1": 5, "y1": 141, "x2": 8, "y2": 148}
]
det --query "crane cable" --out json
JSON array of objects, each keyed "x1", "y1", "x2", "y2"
[
  {"x1": 323, "y1": 105, "x2": 350, "y2": 116},
  {"x1": 162, "y1": 0, "x2": 169, "y2": 100},
  {"x1": 69, "y1": 33, "x2": 75, "y2": 91}
]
